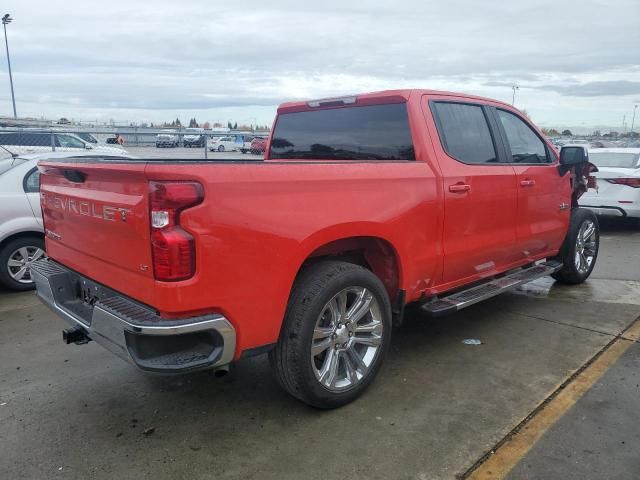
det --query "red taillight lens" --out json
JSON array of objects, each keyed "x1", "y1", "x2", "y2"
[
  {"x1": 149, "y1": 181, "x2": 204, "y2": 281},
  {"x1": 606, "y1": 178, "x2": 640, "y2": 188}
]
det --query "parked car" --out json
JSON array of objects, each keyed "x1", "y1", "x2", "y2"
[
  {"x1": 33, "y1": 89, "x2": 598, "y2": 408},
  {"x1": 0, "y1": 132, "x2": 125, "y2": 154},
  {"x1": 580, "y1": 148, "x2": 640, "y2": 219},
  {"x1": 0, "y1": 150, "x2": 133, "y2": 291},
  {"x1": 250, "y1": 136, "x2": 268, "y2": 155},
  {"x1": 156, "y1": 130, "x2": 179, "y2": 148},
  {"x1": 208, "y1": 136, "x2": 239, "y2": 152},
  {"x1": 235, "y1": 135, "x2": 254, "y2": 153},
  {"x1": 74, "y1": 132, "x2": 99, "y2": 144},
  {"x1": 183, "y1": 128, "x2": 205, "y2": 148}
]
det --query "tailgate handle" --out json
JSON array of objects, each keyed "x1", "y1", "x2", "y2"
[{"x1": 63, "y1": 170, "x2": 86, "y2": 183}]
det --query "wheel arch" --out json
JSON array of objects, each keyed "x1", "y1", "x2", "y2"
[
  {"x1": 293, "y1": 229, "x2": 404, "y2": 303},
  {"x1": 0, "y1": 229, "x2": 44, "y2": 249}
]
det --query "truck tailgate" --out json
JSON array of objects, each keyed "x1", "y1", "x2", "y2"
[{"x1": 39, "y1": 161, "x2": 155, "y2": 295}]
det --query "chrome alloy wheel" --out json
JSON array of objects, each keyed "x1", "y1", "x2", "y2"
[
  {"x1": 7, "y1": 246, "x2": 45, "y2": 284},
  {"x1": 311, "y1": 286, "x2": 383, "y2": 391},
  {"x1": 574, "y1": 219, "x2": 597, "y2": 275}
]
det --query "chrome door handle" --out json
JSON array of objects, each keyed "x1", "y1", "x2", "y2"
[
  {"x1": 449, "y1": 183, "x2": 471, "y2": 193},
  {"x1": 520, "y1": 179, "x2": 536, "y2": 187}
]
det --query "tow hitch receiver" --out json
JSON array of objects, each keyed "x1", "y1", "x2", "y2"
[{"x1": 63, "y1": 326, "x2": 91, "y2": 345}]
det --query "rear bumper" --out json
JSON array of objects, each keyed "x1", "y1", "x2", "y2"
[{"x1": 31, "y1": 259, "x2": 236, "y2": 374}]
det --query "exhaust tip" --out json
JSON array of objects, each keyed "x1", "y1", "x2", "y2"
[{"x1": 213, "y1": 365, "x2": 230, "y2": 378}]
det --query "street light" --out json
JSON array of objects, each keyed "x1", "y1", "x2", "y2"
[
  {"x1": 511, "y1": 85, "x2": 519, "y2": 106},
  {"x1": 2, "y1": 13, "x2": 17, "y2": 118},
  {"x1": 631, "y1": 104, "x2": 638, "y2": 133}
]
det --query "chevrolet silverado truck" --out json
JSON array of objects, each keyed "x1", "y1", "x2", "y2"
[{"x1": 32, "y1": 90, "x2": 599, "y2": 408}]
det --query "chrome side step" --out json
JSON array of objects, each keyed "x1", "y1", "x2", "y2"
[{"x1": 421, "y1": 261, "x2": 563, "y2": 317}]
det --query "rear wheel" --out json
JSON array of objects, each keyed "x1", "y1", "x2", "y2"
[
  {"x1": 552, "y1": 208, "x2": 599, "y2": 284},
  {"x1": 0, "y1": 236, "x2": 46, "y2": 291},
  {"x1": 269, "y1": 261, "x2": 392, "y2": 408},
  {"x1": 218, "y1": 145, "x2": 225, "y2": 152}
]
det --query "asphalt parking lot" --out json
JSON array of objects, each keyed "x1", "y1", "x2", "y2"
[{"x1": 1, "y1": 219, "x2": 639, "y2": 479}]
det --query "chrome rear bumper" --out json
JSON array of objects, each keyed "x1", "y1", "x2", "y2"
[{"x1": 31, "y1": 259, "x2": 236, "y2": 373}]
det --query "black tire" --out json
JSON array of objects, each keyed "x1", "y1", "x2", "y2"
[
  {"x1": 0, "y1": 236, "x2": 45, "y2": 291},
  {"x1": 269, "y1": 261, "x2": 392, "y2": 408},
  {"x1": 552, "y1": 208, "x2": 599, "y2": 284},
  {"x1": 218, "y1": 145, "x2": 225, "y2": 152}
]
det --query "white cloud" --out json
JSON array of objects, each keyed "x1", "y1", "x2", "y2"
[{"x1": 1, "y1": 0, "x2": 639, "y2": 126}]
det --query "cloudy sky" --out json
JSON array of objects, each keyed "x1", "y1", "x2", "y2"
[{"x1": 1, "y1": 0, "x2": 639, "y2": 129}]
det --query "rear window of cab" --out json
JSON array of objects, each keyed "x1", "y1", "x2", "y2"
[{"x1": 269, "y1": 103, "x2": 415, "y2": 160}]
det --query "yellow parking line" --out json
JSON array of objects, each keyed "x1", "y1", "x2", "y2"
[{"x1": 468, "y1": 320, "x2": 638, "y2": 480}]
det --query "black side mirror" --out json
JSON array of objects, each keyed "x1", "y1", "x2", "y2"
[{"x1": 559, "y1": 146, "x2": 589, "y2": 175}]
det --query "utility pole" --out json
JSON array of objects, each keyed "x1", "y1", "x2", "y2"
[
  {"x1": 2, "y1": 14, "x2": 17, "y2": 118},
  {"x1": 631, "y1": 104, "x2": 638, "y2": 133},
  {"x1": 511, "y1": 85, "x2": 519, "y2": 106}
]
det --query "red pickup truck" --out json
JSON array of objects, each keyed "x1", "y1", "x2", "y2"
[{"x1": 33, "y1": 90, "x2": 598, "y2": 408}]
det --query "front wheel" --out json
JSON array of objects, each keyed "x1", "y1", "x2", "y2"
[
  {"x1": 552, "y1": 208, "x2": 599, "y2": 284},
  {"x1": 218, "y1": 145, "x2": 225, "y2": 152},
  {"x1": 269, "y1": 261, "x2": 392, "y2": 408}
]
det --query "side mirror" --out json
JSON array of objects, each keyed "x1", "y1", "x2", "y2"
[{"x1": 558, "y1": 146, "x2": 588, "y2": 175}]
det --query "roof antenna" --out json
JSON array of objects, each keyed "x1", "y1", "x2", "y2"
[{"x1": 0, "y1": 144, "x2": 18, "y2": 159}]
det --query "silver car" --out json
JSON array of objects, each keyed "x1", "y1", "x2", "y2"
[{"x1": 0, "y1": 150, "x2": 133, "y2": 291}]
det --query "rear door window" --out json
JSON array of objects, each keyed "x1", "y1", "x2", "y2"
[
  {"x1": 270, "y1": 103, "x2": 415, "y2": 160},
  {"x1": 431, "y1": 102, "x2": 498, "y2": 164},
  {"x1": 496, "y1": 110, "x2": 550, "y2": 164}
]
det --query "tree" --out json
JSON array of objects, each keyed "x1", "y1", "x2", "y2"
[
  {"x1": 57, "y1": 117, "x2": 70, "y2": 125},
  {"x1": 520, "y1": 109, "x2": 531, "y2": 119},
  {"x1": 561, "y1": 129, "x2": 572, "y2": 136},
  {"x1": 227, "y1": 121, "x2": 233, "y2": 129},
  {"x1": 175, "y1": 118, "x2": 182, "y2": 127},
  {"x1": 188, "y1": 117, "x2": 199, "y2": 128},
  {"x1": 542, "y1": 128, "x2": 560, "y2": 136},
  {"x1": 233, "y1": 122, "x2": 238, "y2": 130}
]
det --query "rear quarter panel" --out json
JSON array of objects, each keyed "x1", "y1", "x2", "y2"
[{"x1": 145, "y1": 160, "x2": 440, "y2": 354}]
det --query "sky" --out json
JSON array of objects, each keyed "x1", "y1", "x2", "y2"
[{"x1": 1, "y1": 0, "x2": 639, "y2": 130}]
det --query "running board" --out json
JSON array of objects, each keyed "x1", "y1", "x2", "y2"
[{"x1": 421, "y1": 261, "x2": 563, "y2": 317}]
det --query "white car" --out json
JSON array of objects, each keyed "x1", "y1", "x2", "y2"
[
  {"x1": 156, "y1": 130, "x2": 179, "y2": 148},
  {"x1": 208, "y1": 136, "x2": 240, "y2": 152},
  {"x1": 183, "y1": 128, "x2": 205, "y2": 148},
  {"x1": 580, "y1": 148, "x2": 640, "y2": 219},
  {"x1": 0, "y1": 131, "x2": 127, "y2": 155},
  {"x1": 0, "y1": 150, "x2": 133, "y2": 291}
]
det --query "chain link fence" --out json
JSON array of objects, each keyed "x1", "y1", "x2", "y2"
[{"x1": 0, "y1": 127, "x2": 269, "y2": 160}]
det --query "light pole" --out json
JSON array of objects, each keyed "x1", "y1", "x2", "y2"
[
  {"x1": 511, "y1": 85, "x2": 519, "y2": 106},
  {"x1": 2, "y1": 13, "x2": 16, "y2": 118},
  {"x1": 631, "y1": 104, "x2": 638, "y2": 133}
]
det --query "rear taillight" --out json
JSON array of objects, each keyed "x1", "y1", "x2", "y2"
[
  {"x1": 605, "y1": 178, "x2": 640, "y2": 188},
  {"x1": 149, "y1": 181, "x2": 204, "y2": 281}
]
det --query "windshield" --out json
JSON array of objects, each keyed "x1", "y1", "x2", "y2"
[{"x1": 589, "y1": 152, "x2": 639, "y2": 168}]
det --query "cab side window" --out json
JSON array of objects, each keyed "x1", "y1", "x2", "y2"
[
  {"x1": 431, "y1": 102, "x2": 498, "y2": 164},
  {"x1": 497, "y1": 110, "x2": 550, "y2": 164}
]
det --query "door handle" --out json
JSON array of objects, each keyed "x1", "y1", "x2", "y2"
[
  {"x1": 449, "y1": 183, "x2": 471, "y2": 193},
  {"x1": 520, "y1": 179, "x2": 536, "y2": 187}
]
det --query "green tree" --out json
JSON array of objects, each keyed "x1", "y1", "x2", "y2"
[
  {"x1": 561, "y1": 129, "x2": 572, "y2": 136},
  {"x1": 227, "y1": 121, "x2": 233, "y2": 129},
  {"x1": 233, "y1": 122, "x2": 238, "y2": 130}
]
